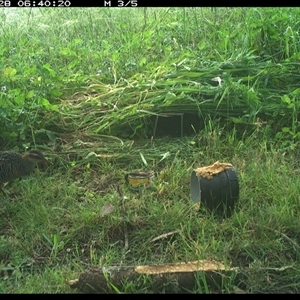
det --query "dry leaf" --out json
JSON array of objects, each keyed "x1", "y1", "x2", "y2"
[{"x1": 100, "y1": 202, "x2": 115, "y2": 217}]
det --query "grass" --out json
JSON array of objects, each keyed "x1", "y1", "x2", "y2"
[
  {"x1": 0, "y1": 7, "x2": 300, "y2": 293},
  {"x1": 1, "y1": 134, "x2": 300, "y2": 293}
]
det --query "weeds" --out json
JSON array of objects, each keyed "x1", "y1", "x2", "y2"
[{"x1": 0, "y1": 7, "x2": 300, "y2": 294}]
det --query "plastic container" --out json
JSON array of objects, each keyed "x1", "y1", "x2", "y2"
[
  {"x1": 125, "y1": 170, "x2": 155, "y2": 191},
  {"x1": 190, "y1": 162, "x2": 239, "y2": 217}
]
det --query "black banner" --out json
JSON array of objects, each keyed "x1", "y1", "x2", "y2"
[{"x1": 4, "y1": 0, "x2": 213, "y2": 7}]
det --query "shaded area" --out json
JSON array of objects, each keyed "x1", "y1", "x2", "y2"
[{"x1": 151, "y1": 113, "x2": 204, "y2": 138}]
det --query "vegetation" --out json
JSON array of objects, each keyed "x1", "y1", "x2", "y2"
[{"x1": 0, "y1": 7, "x2": 300, "y2": 293}]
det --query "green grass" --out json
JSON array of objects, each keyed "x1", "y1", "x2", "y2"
[
  {"x1": 1, "y1": 134, "x2": 300, "y2": 293},
  {"x1": 0, "y1": 7, "x2": 300, "y2": 293}
]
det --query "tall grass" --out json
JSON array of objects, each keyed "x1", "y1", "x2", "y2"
[
  {"x1": 0, "y1": 7, "x2": 300, "y2": 293},
  {"x1": 1, "y1": 7, "x2": 300, "y2": 149}
]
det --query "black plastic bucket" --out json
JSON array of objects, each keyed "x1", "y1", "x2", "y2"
[{"x1": 190, "y1": 163, "x2": 239, "y2": 217}]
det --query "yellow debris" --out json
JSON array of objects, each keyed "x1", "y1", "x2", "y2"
[{"x1": 194, "y1": 161, "x2": 233, "y2": 180}]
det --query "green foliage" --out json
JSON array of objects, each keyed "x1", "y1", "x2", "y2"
[
  {"x1": 0, "y1": 62, "x2": 60, "y2": 146},
  {"x1": 1, "y1": 7, "x2": 300, "y2": 293},
  {"x1": 246, "y1": 8, "x2": 300, "y2": 61},
  {"x1": 1, "y1": 7, "x2": 300, "y2": 149}
]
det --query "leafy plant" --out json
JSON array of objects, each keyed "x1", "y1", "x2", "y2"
[{"x1": 1, "y1": 7, "x2": 300, "y2": 294}]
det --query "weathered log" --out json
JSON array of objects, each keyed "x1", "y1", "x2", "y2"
[{"x1": 69, "y1": 260, "x2": 241, "y2": 293}]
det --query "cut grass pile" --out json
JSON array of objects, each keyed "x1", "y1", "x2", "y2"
[{"x1": 1, "y1": 8, "x2": 300, "y2": 144}]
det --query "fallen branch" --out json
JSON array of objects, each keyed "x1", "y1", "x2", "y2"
[
  {"x1": 260, "y1": 265, "x2": 294, "y2": 272},
  {"x1": 259, "y1": 225, "x2": 300, "y2": 251},
  {"x1": 150, "y1": 230, "x2": 179, "y2": 242},
  {"x1": 69, "y1": 260, "x2": 241, "y2": 293},
  {"x1": 116, "y1": 186, "x2": 129, "y2": 253},
  {"x1": 277, "y1": 232, "x2": 300, "y2": 251}
]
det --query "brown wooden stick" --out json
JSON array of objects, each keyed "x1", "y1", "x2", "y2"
[
  {"x1": 69, "y1": 260, "x2": 240, "y2": 293},
  {"x1": 150, "y1": 230, "x2": 179, "y2": 242}
]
